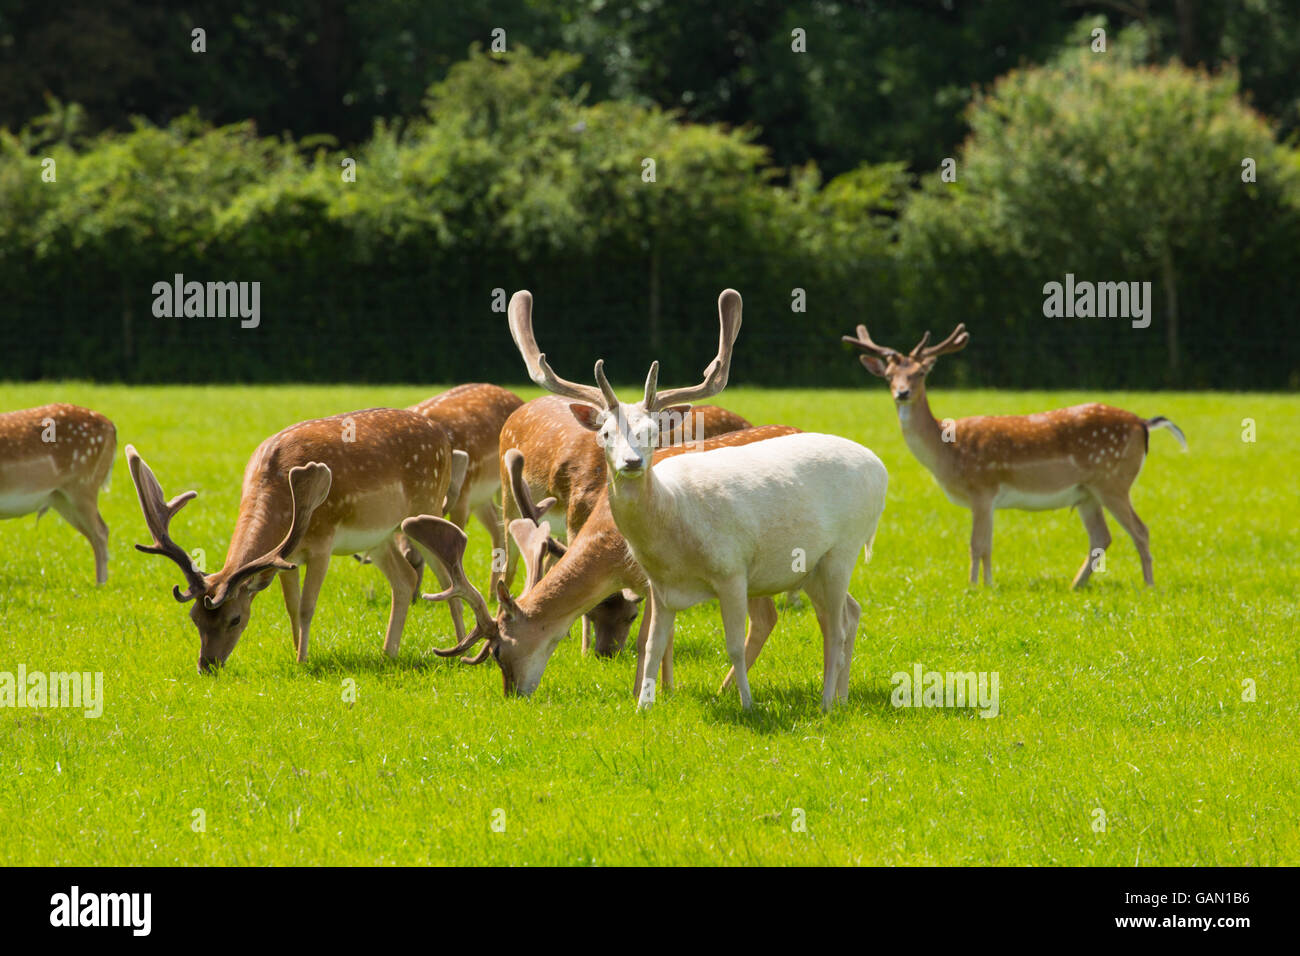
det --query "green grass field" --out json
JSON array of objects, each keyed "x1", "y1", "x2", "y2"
[{"x1": 1, "y1": 383, "x2": 1295, "y2": 865}]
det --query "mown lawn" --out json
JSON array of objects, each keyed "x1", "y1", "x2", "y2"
[{"x1": 0, "y1": 383, "x2": 1295, "y2": 865}]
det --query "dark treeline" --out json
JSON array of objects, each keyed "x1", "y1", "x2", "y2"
[{"x1": 1, "y1": 4, "x2": 1297, "y2": 388}]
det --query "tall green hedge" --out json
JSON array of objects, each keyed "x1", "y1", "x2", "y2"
[{"x1": 1, "y1": 47, "x2": 1296, "y2": 389}]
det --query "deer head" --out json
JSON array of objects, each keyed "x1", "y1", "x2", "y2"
[
  {"x1": 402, "y1": 514, "x2": 561, "y2": 696},
  {"x1": 507, "y1": 289, "x2": 742, "y2": 481},
  {"x1": 126, "y1": 445, "x2": 331, "y2": 673},
  {"x1": 842, "y1": 323, "x2": 969, "y2": 405}
]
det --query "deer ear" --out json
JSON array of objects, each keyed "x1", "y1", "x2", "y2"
[
  {"x1": 621, "y1": 588, "x2": 643, "y2": 605},
  {"x1": 495, "y1": 580, "x2": 519, "y2": 619},
  {"x1": 859, "y1": 354, "x2": 889, "y2": 378},
  {"x1": 568, "y1": 403, "x2": 602, "y2": 431}
]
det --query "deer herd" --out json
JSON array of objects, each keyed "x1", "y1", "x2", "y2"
[{"x1": 2, "y1": 291, "x2": 1186, "y2": 711}]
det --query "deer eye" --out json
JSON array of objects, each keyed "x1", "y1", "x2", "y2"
[{"x1": 228, "y1": 615, "x2": 241, "y2": 629}]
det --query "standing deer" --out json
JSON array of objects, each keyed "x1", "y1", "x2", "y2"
[
  {"x1": 842, "y1": 323, "x2": 1186, "y2": 587},
  {"x1": 127, "y1": 408, "x2": 463, "y2": 672},
  {"x1": 498, "y1": 395, "x2": 750, "y2": 654},
  {"x1": 405, "y1": 424, "x2": 799, "y2": 698},
  {"x1": 506, "y1": 288, "x2": 888, "y2": 711},
  {"x1": 0, "y1": 404, "x2": 116, "y2": 584}
]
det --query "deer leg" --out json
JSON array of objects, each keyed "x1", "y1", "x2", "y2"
[
  {"x1": 836, "y1": 595, "x2": 861, "y2": 701},
  {"x1": 719, "y1": 596, "x2": 778, "y2": 693},
  {"x1": 804, "y1": 564, "x2": 852, "y2": 711},
  {"x1": 1099, "y1": 490, "x2": 1154, "y2": 585},
  {"x1": 715, "y1": 578, "x2": 753, "y2": 709},
  {"x1": 1071, "y1": 496, "x2": 1112, "y2": 589},
  {"x1": 632, "y1": 607, "x2": 653, "y2": 698},
  {"x1": 373, "y1": 536, "x2": 420, "y2": 657},
  {"x1": 969, "y1": 499, "x2": 994, "y2": 586},
  {"x1": 423, "y1": 546, "x2": 467, "y2": 643},
  {"x1": 50, "y1": 490, "x2": 109, "y2": 585},
  {"x1": 581, "y1": 615, "x2": 593, "y2": 655},
  {"x1": 496, "y1": 475, "x2": 522, "y2": 598},
  {"x1": 280, "y1": 566, "x2": 302, "y2": 653},
  {"x1": 473, "y1": 499, "x2": 505, "y2": 593},
  {"x1": 393, "y1": 531, "x2": 425, "y2": 604},
  {"x1": 637, "y1": 591, "x2": 676, "y2": 711},
  {"x1": 295, "y1": 551, "x2": 332, "y2": 663},
  {"x1": 661, "y1": 623, "x2": 674, "y2": 692}
]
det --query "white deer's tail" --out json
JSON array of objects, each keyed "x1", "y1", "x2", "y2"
[{"x1": 1145, "y1": 416, "x2": 1187, "y2": 452}]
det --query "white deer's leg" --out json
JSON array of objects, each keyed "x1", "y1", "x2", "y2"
[
  {"x1": 836, "y1": 595, "x2": 861, "y2": 701},
  {"x1": 632, "y1": 608, "x2": 652, "y2": 698},
  {"x1": 373, "y1": 537, "x2": 420, "y2": 657},
  {"x1": 1071, "y1": 495, "x2": 1111, "y2": 589},
  {"x1": 295, "y1": 550, "x2": 332, "y2": 663},
  {"x1": 716, "y1": 578, "x2": 753, "y2": 709},
  {"x1": 638, "y1": 592, "x2": 675, "y2": 711},
  {"x1": 279, "y1": 566, "x2": 302, "y2": 653},
  {"x1": 804, "y1": 570, "x2": 848, "y2": 712},
  {"x1": 719, "y1": 597, "x2": 777, "y2": 693},
  {"x1": 661, "y1": 623, "x2": 676, "y2": 691}
]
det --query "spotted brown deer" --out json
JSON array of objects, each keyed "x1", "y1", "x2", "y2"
[
  {"x1": 842, "y1": 323, "x2": 1186, "y2": 587},
  {"x1": 127, "y1": 408, "x2": 462, "y2": 672},
  {"x1": 0, "y1": 403, "x2": 116, "y2": 584},
  {"x1": 497, "y1": 394, "x2": 751, "y2": 654},
  {"x1": 405, "y1": 424, "x2": 799, "y2": 698},
  {"x1": 505, "y1": 288, "x2": 888, "y2": 711}
]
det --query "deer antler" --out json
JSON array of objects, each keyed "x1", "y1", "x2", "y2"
[
  {"x1": 911, "y1": 323, "x2": 970, "y2": 361},
  {"x1": 646, "y1": 289, "x2": 743, "y2": 410},
  {"x1": 509, "y1": 518, "x2": 556, "y2": 593},
  {"x1": 503, "y1": 448, "x2": 566, "y2": 558},
  {"x1": 444, "y1": 449, "x2": 470, "y2": 513},
  {"x1": 401, "y1": 515, "x2": 496, "y2": 662},
  {"x1": 204, "y1": 462, "x2": 332, "y2": 609},
  {"x1": 126, "y1": 445, "x2": 208, "y2": 603},
  {"x1": 508, "y1": 290, "x2": 612, "y2": 408},
  {"x1": 841, "y1": 324, "x2": 900, "y2": 360}
]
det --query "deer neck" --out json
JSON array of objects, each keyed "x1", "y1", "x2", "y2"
[
  {"x1": 518, "y1": 524, "x2": 632, "y2": 638},
  {"x1": 605, "y1": 463, "x2": 665, "y2": 556},
  {"x1": 896, "y1": 388, "x2": 948, "y2": 476},
  {"x1": 221, "y1": 479, "x2": 292, "y2": 577}
]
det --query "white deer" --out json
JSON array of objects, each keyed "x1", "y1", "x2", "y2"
[{"x1": 507, "y1": 288, "x2": 888, "y2": 711}]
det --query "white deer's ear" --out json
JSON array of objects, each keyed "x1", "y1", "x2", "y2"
[{"x1": 568, "y1": 403, "x2": 602, "y2": 431}]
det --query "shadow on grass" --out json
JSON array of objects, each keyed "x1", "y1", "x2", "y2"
[
  {"x1": 685, "y1": 678, "x2": 998, "y2": 733},
  {"x1": 295, "y1": 649, "x2": 454, "y2": 676}
]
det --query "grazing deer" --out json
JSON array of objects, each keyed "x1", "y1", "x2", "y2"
[
  {"x1": 498, "y1": 395, "x2": 750, "y2": 654},
  {"x1": 127, "y1": 408, "x2": 462, "y2": 673},
  {"x1": 0, "y1": 404, "x2": 116, "y2": 584},
  {"x1": 405, "y1": 424, "x2": 799, "y2": 698},
  {"x1": 842, "y1": 323, "x2": 1186, "y2": 588},
  {"x1": 505, "y1": 288, "x2": 888, "y2": 711}
]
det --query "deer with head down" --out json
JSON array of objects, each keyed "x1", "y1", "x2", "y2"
[
  {"x1": 0, "y1": 403, "x2": 116, "y2": 584},
  {"x1": 403, "y1": 422, "x2": 800, "y2": 698},
  {"x1": 497, "y1": 395, "x2": 752, "y2": 656},
  {"x1": 842, "y1": 323, "x2": 1186, "y2": 587},
  {"x1": 127, "y1": 407, "x2": 465, "y2": 672},
  {"x1": 497, "y1": 288, "x2": 888, "y2": 711}
]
